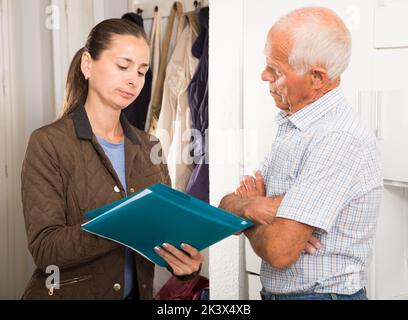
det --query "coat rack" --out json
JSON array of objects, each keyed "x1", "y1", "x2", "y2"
[{"x1": 129, "y1": 0, "x2": 208, "y2": 19}]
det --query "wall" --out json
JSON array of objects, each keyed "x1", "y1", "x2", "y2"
[
  {"x1": 373, "y1": 187, "x2": 408, "y2": 299},
  {"x1": 208, "y1": 0, "x2": 249, "y2": 300}
]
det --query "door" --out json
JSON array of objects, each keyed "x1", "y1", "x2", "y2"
[{"x1": 373, "y1": 49, "x2": 408, "y2": 184}]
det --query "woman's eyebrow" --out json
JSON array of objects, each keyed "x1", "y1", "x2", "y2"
[
  {"x1": 118, "y1": 57, "x2": 134, "y2": 64},
  {"x1": 118, "y1": 57, "x2": 149, "y2": 68}
]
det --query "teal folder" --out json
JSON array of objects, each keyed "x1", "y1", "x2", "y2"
[{"x1": 81, "y1": 183, "x2": 253, "y2": 267}]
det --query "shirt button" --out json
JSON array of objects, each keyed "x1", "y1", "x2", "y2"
[
  {"x1": 142, "y1": 284, "x2": 147, "y2": 289},
  {"x1": 113, "y1": 283, "x2": 121, "y2": 291},
  {"x1": 114, "y1": 186, "x2": 120, "y2": 193},
  {"x1": 129, "y1": 188, "x2": 135, "y2": 193}
]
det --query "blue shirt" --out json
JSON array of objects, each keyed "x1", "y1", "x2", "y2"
[
  {"x1": 260, "y1": 87, "x2": 383, "y2": 295},
  {"x1": 96, "y1": 136, "x2": 135, "y2": 299}
]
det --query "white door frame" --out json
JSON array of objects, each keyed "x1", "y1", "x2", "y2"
[{"x1": 209, "y1": 0, "x2": 247, "y2": 300}]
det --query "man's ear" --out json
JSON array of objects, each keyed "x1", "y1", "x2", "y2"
[
  {"x1": 310, "y1": 67, "x2": 329, "y2": 89},
  {"x1": 81, "y1": 51, "x2": 92, "y2": 80}
]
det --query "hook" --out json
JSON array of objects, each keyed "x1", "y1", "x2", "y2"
[
  {"x1": 136, "y1": 8, "x2": 143, "y2": 16},
  {"x1": 194, "y1": 1, "x2": 200, "y2": 9},
  {"x1": 154, "y1": 6, "x2": 158, "y2": 12}
]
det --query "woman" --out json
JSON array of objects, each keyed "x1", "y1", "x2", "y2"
[{"x1": 21, "y1": 19, "x2": 203, "y2": 300}]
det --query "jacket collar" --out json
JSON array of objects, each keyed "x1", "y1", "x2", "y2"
[{"x1": 71, "y1": 105, "x2": 140, "y2": 145}]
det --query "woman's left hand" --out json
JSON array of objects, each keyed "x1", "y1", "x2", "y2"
[{"x1": 154, "y1": 242, "x2": 203, "y2": 276}]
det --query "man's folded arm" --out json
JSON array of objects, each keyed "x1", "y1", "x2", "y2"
[
  {"x1": 219, "y1": 192, "x2": 313, "y2": 269},
  {"x1": 218, "y1": 192, "x2": 248, "y2": 217},
  {"x1": 244, "y1": 218, "x2": 314, "y2": 269}
]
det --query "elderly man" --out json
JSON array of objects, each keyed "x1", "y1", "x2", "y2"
[{"x1": 219, "y1": 7, "x2": 383, "y2": 300}]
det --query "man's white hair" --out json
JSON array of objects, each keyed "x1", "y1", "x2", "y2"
[{"x1": 273, "y1": 7, "x2": 352, "y2": 80}]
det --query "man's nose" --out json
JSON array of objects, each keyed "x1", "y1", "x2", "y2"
[{"x1": 261, "y1": 69, "x2": 274, "y2": 82}]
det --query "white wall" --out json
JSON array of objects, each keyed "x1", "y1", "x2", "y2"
[
  {"x1": 208, "y1": 0, "x2": 249, "y2": 300},
  {"x1": 372, "y1": 187, "x2": 408, "y2": 299}
]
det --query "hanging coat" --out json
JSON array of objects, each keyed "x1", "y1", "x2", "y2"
[
  {"x1": 146, "y1": 2, "x2": 184, "y2": 134},
  {"x1": 121, "y1": 13, "x2": 152, "y2": 130},
  {"x1": 185, "y1": 7, "x2": 209, "y2": 202},
  {"x1": 155, "y1": 13, "x2": 200, "y2": 191},
  {"x1": 143, "y1": 8, "x2": 162, "y2": 133}
]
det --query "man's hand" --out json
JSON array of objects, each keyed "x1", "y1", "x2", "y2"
[
  {"x1": 243, "y1": 196, "x2": 283, "y2": 225},
  {"x1": 303, "y1": 235, "x2": 321, "y2": 254},
  {"x1": 234, "y1": 171, "x2": 282, "y2": 224},
  {"x1": 237, "y1": 170, "x2": 321, "y2": 255},
  {"x1": 236, "y1": 171, "x2": 266, "y2": 198}
]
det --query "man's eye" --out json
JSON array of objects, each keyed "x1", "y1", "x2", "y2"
[{"x1": 272, "y1": 69, "x2": 282, "y2": 77}]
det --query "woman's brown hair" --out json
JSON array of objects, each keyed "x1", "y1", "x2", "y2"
[{"x1": 61, "y1": 18, "x2": 148, "y2": 117}]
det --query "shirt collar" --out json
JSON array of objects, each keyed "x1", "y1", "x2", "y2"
[
  {"x1": 71, "y1": 105, "x2": 141, "y2": 145},
  {"x1": 275, "y1": 86, "x2": 346, "y2": 131}
]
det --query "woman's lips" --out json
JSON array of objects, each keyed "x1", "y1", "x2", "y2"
[{"x1": 118, "y1": 89, "x2": 135, "y2": 99}]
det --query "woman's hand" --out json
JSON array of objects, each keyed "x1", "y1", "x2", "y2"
[{"x1": 154, "y1": 242, "x2": 203, "y2": 276}]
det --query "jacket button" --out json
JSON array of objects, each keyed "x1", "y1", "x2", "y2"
[
  {"x1": 142, "y1": 284, "x2": 147, "y2": 289},
  {"x1": 114, "y1": 186, "x2": 120, "y2": 193},
  {"x1": 113, "y1": 283, "x2": 121, "y2": 291},
  {"x1": 129, "y1": 188, "x2": 135, "y2": 193}
]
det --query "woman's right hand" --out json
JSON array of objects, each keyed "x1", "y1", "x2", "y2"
[{"x1": 155, "y1": 242, "x2": 203, "y2": 277}]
